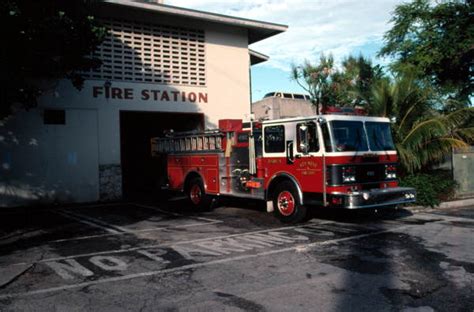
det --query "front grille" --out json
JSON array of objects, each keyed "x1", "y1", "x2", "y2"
[
  {"x1": 361, "y1": 183, "x2": 379, "y2": 190},
  {"x1": 362, "y1": 156, "x2": 379, "y2": 163},
  {"x1": 327, "y1": 163, "x2": 397, "y2": 186},
  {"x1": 355, "y1": 164, "x2": 385, "y2": 183}
]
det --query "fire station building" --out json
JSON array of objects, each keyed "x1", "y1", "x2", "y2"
[{"x1": 0, "y1": 0, "x2": 287, "y2": 207}]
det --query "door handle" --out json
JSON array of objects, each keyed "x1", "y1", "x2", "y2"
[{"x1": 286, "y1": 141, "x2": 294, "y2": 164}]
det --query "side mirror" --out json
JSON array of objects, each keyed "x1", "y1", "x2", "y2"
[
  {"x1": 299, "y1": 142, "x2": 309, "y2": 153},
  {"x1": 298, "y1": 124, "x2": 310, "y2": 154}
]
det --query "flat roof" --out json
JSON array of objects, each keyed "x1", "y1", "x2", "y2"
[
  {"x1": 249, "y1": 50, "x2": 269, "y2": 65},
  {"x1": 102, "y1": 0, "x2": 288, "y2": 44},
  {"x1": 262, "y1": 115, "x2": 391, "y2": 125}
]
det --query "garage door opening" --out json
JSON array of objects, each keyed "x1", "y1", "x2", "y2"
[{"x1": 120, "y1": 111, "x2": 204, "y2": 199}]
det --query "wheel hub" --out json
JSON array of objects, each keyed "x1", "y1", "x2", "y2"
[
  {"x1": 190, "y1": 184, "x2": 202, "y2": 205},
  {"x1": 277, "y1": 191, "x2": 295, "y2": 216}
]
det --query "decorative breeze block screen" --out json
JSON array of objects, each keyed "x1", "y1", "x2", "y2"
[{"x1": 83, "y1": 19, "x2": 206, "y2": 86}]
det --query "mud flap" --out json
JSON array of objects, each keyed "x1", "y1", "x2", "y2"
[{"x1": 266, "y1": 201, "x2": 274, "y2": 213}]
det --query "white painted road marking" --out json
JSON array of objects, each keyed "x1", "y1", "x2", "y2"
[
  {"x1": 132, "y1": 203, "x2": 221, "y2": 223},
  {"x1": 137, "y1": 250, "x2": 170, "y2": 266},
  {"x1": 63, "y1": 202, "x2": 135, "y2": 210},
  {"x1": 59, "y1": 210, "x2": 131, "y2": 233},
  {"x1": 0, "y1": 225, "x2": 408, "y2": 300},
  {"x1": 89, "y1": 256, "x2": 128, "y2": 272},
  {"x1": 53, "y1": 210, "x2": 120, "y2": 234},
  {"x1": 46, "y1": 220, "x2": 223, "y2": 243},
  {"x1": 37, "y1": 203, "x2": 224, "y2": 244},
  {"x1": 8, "y1": 221, "x2": 336, "y2": 267},
  {"x1": 44, "y1": 259, "x2": 94, "y2": 280}
]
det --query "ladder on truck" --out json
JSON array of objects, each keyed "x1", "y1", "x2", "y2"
[{"x1": 151, "y1": 130, "x2": 224, "y2": 155}]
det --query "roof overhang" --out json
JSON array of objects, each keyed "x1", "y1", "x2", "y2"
[
  {"x1": 250, "y1": 50, "x2": 269, "y2": 65},
  {"x1": 101, "y1": 0, "x2": 288, "y2": 44}
]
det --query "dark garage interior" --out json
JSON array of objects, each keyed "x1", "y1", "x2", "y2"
[{"x1": 120, "y1": 111, "x2": 204, "y2": 199}]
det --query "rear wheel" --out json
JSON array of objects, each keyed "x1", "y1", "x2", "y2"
[
  {"x1": 186, "y1": 177, "x2": 212, "y2": 211},
  {"x1": 272, "y1": 181, "x2": 307, "y2": 223}
]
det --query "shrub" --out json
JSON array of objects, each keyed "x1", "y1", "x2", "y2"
[{"x1": 399, "y1": 171, "x2": 457, "y2": 207}]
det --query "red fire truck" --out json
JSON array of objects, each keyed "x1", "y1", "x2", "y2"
[{"x1": 151, "y1": 114, "x2": 416, "y2": 223}]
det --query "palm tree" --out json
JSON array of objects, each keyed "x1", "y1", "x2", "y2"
[{"x1": 366, "y1": 73, "x2": 474, "y2": 174}]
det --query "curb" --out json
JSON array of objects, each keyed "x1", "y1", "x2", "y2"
[{"x1": 405, "y1": 197, "x2": 474, "y2": 213}]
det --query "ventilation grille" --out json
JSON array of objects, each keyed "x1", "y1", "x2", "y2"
[{"x1": 83, "y1": 19, "x2": 206, "y2": 86}]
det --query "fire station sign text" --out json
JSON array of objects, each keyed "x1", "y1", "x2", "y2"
[{"x1": 92, "y1": 85, "x2": 208, "y2": 104}]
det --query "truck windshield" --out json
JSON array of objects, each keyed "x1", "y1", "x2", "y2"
[
  {"x1": 365, "y1": 122, "x2": 395, "y2": 151},
  {"x1": 327, "y1": 120, "x2": 396, "y2": 152},
  {"x1": 330, "y1": 121, "x2": 368, "y2": 152}
]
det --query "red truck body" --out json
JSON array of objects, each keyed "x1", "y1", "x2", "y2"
[{"x1": 151, "y1": 114, "x2": 416, "y2": 222}]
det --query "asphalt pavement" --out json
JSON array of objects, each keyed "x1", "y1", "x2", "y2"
[{"x1": 0, "y1": 199, "x2": 473, "y2": 312}]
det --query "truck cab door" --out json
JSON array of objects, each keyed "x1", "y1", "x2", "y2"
[{"x1": 292, "y1": 121, "x2": 324, "y2": 205}]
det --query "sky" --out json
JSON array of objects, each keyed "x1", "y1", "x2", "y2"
[{"x1": 166, "y1": 0, "x2": 405, "y2": 101}]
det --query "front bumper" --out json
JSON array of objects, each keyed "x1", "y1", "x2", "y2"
[{"x1": 334, "y1": 187, "x2": 416, "y2": 209}]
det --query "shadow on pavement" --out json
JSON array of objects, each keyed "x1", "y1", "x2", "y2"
[{"x1": 0, "y1": 199, "x2": 204, "y2": 258}]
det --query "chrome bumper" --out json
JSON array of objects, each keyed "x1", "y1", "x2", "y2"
[{"x1": 338, "y1": 187, "x2": 416, "y2": 209}]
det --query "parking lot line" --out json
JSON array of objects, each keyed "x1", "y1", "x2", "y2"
[
  {"x1": 53, "y1": 211, "x2": 120, "y2": 234},
  {"x1": 57, "y1": 210, "x2": 130, "y2": 233},
  {"x1": 66, "y1": 202, "x2": 137, "y2": 209},
  {"x1": 0, "y1": 220, "x2": 224, "y2": 248},
  {"x1": 58, "y1": 203, "x2": 224, "y2": 236},
  {"x1": 132, "y1": 203, "x2": 221, "y2": 223},
  {"x1": 8, "y1": 220, "x2": 338, "y2": 267},
  {"x1": 0, "y1": 225, "x2": 408, "y2": 300},
  {"x1": 57, "y1": 202, "x2": 222, "y2": 237},
  {"x1": 47, "y1": 219, "x2": 223, "y2": 243}
]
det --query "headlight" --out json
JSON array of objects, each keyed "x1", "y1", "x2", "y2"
[
  {"x1": 385, "y1": 164, "x2": 397, "y2": 179},
  {"x1": 342, "y1": 166, "x2": 356, "y2": 183}
]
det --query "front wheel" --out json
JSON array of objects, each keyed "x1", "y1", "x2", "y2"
[
  {"x1": 186, "y1": 177, "x2": 212, "y2": 211},
  {"x1": 272, "y1": 181, "x2": 307, "y2": 223}
]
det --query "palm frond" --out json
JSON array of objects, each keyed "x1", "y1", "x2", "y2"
[
  {"x1": 396, "y1": 143, "x2": 420, "y2": 173},
  {"x1": 401, "y1": 118, "x2": 446, "y2": 147},
  {"x1": 440, "y1": 107, "x2": 474, "y2": 130},
  {"x1": 453, "y1": 127, "x2": 474, "y2": 143},
  {"x1": 368, "y1": 70, "x2": 472, "y2": 173},
  {"x1": 418, "y1": 137, "x2": 468, "y2": 166}
]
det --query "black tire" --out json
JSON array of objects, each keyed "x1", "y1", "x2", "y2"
[
  {"x1": 186, "y1": 177, "x2": 212, "y2": 211},
  {"x1": 272, "y1": 181, "x2": 307, "y2": 223}
]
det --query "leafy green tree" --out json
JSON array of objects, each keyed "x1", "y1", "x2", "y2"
[
  {"x1": 367, "y1": 71, "x2": 474, "y2": 173},
  {"x1": 0, "y1": 0, "x2": 106, "y2": 120},
  {"x1": 292, "y1": 54, "x2": 384, "y2": 112},
  {"x1": 333, "y1": 55, "x2": 385, "y2": 107},
  {"x1": 379, "y1": 0, "x2": 473, "y2": 104},
  {"x1": 291, "y1": 54, "x2": 335, "y2": 114}
]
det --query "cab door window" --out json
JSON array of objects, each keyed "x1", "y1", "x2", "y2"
[
  {"x1": 264, "y1": 125, "x2": 285, "y2": 153},
  {"x1": 296, "y1": 122, "x2": 319, "y2": 153}
]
